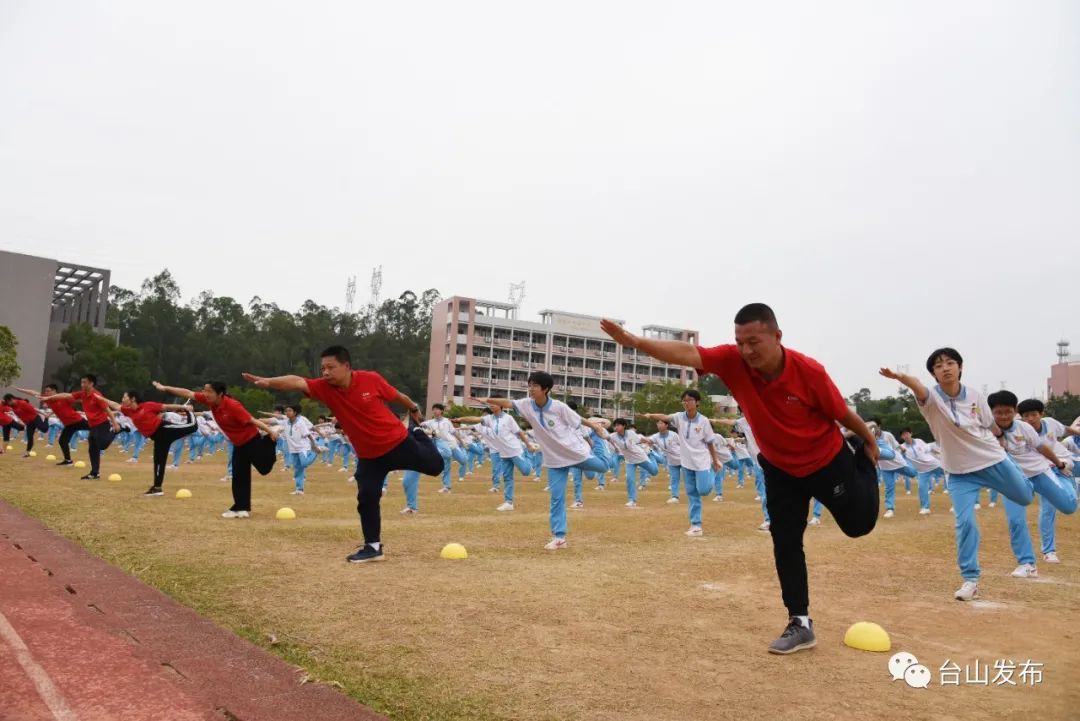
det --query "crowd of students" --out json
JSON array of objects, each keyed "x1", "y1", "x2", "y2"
[{"x1": 3, "y1": 303, "x2": 1077, "y2": 656}]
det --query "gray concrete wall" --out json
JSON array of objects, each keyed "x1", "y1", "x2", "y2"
[{"x1": 0, "y1": 250, "x2": 58, "y2": 394}]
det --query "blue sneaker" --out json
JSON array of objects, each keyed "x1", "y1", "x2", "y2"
[{"x1": 346, "y1": 544, "x2": 385, "y2": 563}]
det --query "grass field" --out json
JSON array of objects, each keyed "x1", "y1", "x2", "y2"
[{"x1": 1, "y1": 442, "x2": 1078, "y2": 721}]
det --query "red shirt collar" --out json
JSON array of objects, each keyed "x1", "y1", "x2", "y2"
[{"x1": 746, "y1": 347, "x2": 789, "y2": 385}]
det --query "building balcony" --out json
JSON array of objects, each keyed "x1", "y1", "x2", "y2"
[{"x1": 473, "y1": 334, "x2": 492, "y2": 345}]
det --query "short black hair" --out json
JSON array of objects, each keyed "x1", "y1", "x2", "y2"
[
  {"x1": 734, "y1": 303, "x2": 778, "y2": 329},
  {"x1": 567, "y1": 400, "x2": 578, "y2": 412},
  {"x1": 44, "y1": 384, "x2": 58, "y2": 392},
  {"x1": 274, "y1": 405, "x2": 285, "y2": 413},
  {"x1": 81, "y1": 373, "x2": 98, "y2": 386},
  {"x1": 528, "y1": 371, "x2": 554, "y2": 392},
  {"x1": 1017, "y1": 399, "x2": 1045, "y2": 415},
  {"x1": 869, "y1": 416, "x2": 882, "y2": 425},
  {"x1": 926, "y1": 347, "x2": 963, "y2": 375},
  {"x1": 657, "y1": 417, "x2": 669, "y2": 426},
  {"x1": 901, "y1": 427, "x2": 912, "y2": 434},
  {"x1": 681, "y1": 389, "x2": 701, "y2": 402},
  {"x1": 207, "y1": 381, "x2": 228, "y2": 396},
  {"x1": 288, "y1": 404, "x2": 302, "y2": 415},
  {"x1": 320, "y1": 345, "x2": 352, "y2": 365},
  {"x1": 987, "y1": 390, "x2": 1018, "y2": 409},
  {"x1": 432, "y1": 403, "x2": 445, "y2": 411},
  {"x1": 2, "y1": 393, "x2": 13, "y2": 403},
  {"x1": 614, "y1": 417, "x2": 629, "y2": 427},
  {"x1": 125, "y1": 390, "x2": 141, "y2": 403}
]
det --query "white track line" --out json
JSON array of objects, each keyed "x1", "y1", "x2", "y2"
[{"x1": 0, "y1": 608, "x2": 80, "y2": 721}]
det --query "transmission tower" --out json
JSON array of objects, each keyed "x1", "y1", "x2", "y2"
[
  {"x1": 345, "y1": 276, "x2": 357, "y2": 313},
  {"x1": 369, "y1": 266, "x2": 383, "y2": 308},
  {"x1": 508, "y1": 281, "x2": 526, "y2": 320}
]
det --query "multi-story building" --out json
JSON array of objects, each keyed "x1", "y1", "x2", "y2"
[
  {"x1": 1048, "y1": 339, "x2": 1080, "y2": 397},
  {"x1": 426, "y1": 295, "x2": 699, "y2": 415}
]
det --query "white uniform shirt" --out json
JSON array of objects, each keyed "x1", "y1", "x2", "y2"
[
  {"x1": 669, "y1": 411, "x2": 717, "y2": 472},
  {"x1": 609, "y1": 429, "x2": 650, "y2": 464},
  {"x1": 711, "y1": 437, "x2": 734, "y2": 463},
  {"x1": 1036, "y1": 418, "x2": 1072, "y2": 472},
  {"x1": 732, "y1": 441, "x2": 750, "y2": 460},
  {"x1": 421, "y1": 417, "x2": 459, "y2": 448},
  {"x1": 1000, "y1": 419, "x2": 1052, "y2": 478},
  {"x1": 877, "y1": 430, "x2": 908, "y2": 471},
  {"x1": 916, "y1": 384, "x2": 1006, "y2": 474},
  {"x1": 648, "y1": 430, "x2": 682, "y2": 466},
  {"x1": 902, "y1": 438, "x2": 941, "y2": 473},
  {"x1": 733, "y1": 417, "x2": 761, "y2": 460},
  {"x1": 284, "y1": 416, "x2": 315, "y2": 453},
  {"x1": 481, "y1": 411, "x2": 526, "y2": 458},
  {"x1": 510, "y1": 398, "x2": 590, "y2": 468}
]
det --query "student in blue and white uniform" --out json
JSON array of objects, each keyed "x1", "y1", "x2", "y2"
[
  {"x1": 453, "y1": 403, "x2": 533, "y2": 511},
  {"x1": 1018, "y1": 398, "x2": 1080, "y2": 564},
  {"x1": 422, "y1": 404, "x2": 468, "y2": 492},
  {"x1": 283, "y1": 405, "x2": 320, "y2": 495},
  {"x1": 647, "y1": 418, "x2": 683, "y2": 504},
  {"x1": 477, "y1": 372, "x2": 608, "y2": 550},
  {"x1": 734, "y1": 416, "x2": 770, "y2": 531},
  {"x1": 870, "y1": 420, "x2": 917, "y2": 519},
  {"x1": 882, "y1": 350, "x2": 1038, "y2": 601},
  {"x1": 608, "y1": 418, "x2": 657, "y2": 508},
  {"x1": 899, "y1": 428, "x2": 940, "y2": 515}
]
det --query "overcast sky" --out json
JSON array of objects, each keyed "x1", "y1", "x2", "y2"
[{"x1": 2, "y1": 1, "x2": 1077, "y2": 399}]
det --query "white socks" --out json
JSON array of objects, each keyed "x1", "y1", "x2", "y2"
[
  {"x1": 369, "y1": 542, "x2": 381, "y2": 551},
  {"x1": 795, "y1": 615, "x2": 810, "y2": 628}
]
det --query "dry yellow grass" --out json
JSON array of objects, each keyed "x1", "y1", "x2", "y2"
[{"x1": 1, "y1": 443, "x2": 1078, "y2": 721}]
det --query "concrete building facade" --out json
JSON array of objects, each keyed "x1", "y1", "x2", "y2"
[
  {"x1": 426, "y1": 295, "x2": 699, "y2": 415},
  {"x1": 0, "y1": 250, "x2": 112, "y2": 394}
]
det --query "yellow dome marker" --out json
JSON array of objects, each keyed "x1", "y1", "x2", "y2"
[
  {"x1": 175, "y1": 488, "x2": 192, "y2": 499},
  {"x1": 843, "y1": 622, "x2": 891, "y2": 652},
  {"x1": 440, "y1": 543, "x2": 468, "y2": 560},
  {"x1": 276, "y1": 507, "x2": 296, "y2": 520}
]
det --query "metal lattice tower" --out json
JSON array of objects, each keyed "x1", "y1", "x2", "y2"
[
  {"x1": 345, "y1": 276, "x2": 357, "y2": 313},
  {"x1": 369, "y1": 266, "x2": 383, "y2": 308},
  {"x1": 508, "y1": 281, "x2": 526, "y2": 320},
  {"x1": 1057, "y1": 339, "x2": 1070, "y2": 363}
]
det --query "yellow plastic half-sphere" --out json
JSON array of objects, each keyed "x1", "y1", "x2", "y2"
[
  {"x1": 276, "y1": 507, "x2": 296, "y2": 520},
  {"x1": 175, "y1": 488, "x2": 192, "y2": 499},
  {"x1": 843, "y1": 622, "x2": 891, "y2": 652},
  {"x1": 46, "y1": 454, "x2": 57, "y2": 461},
  {"x1": 28, "y1": 451, "x2": 37, "y2": 457},
  {"x1": 108, "y1": 473, "x2": 122, "y2": 482},
  {"x1": 74, "y1": 460, "x2": 86, "y2": 468},
  {"x1": 440, "y1": 543, "x2": 468, "y2": 560}
]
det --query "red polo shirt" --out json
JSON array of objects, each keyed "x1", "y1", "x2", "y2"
[
  {"x1": 45, "y1": 396, "x2": 83, "y2": 426},
  {"x1": 71, "y1": 390, "x2": 110, "y2": 427},
  {"x1": 11, "y1": 399, "x2": 39, "y2": 425},
  {"x1": 124, "y1": 402, "x2": 165, "y2": 437},
  {"x1": 697, "y1": 344, "x2": 848, "y2": 476},
  {"x1": 193, "y1": 393, "x2": 258, "y2": 445},
  {"x1": 305, "y1": 371, "x2": 406, "y2": 459},
  {"x1": 0, "y1": 404, "x2": 14, "y2": 427}
]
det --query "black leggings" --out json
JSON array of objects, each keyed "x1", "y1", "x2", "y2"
[
  {"x1": 3, "y1": 421, "x2": 25, "y2": 443},
  {"x1": 758, "y1": 437, "x2": 880, "y2": 617},
  {"x1": 24, "y1": 417, "x2": 48, "y2": 453},
  {"x1": 354, "y1": 428, "x2": 443, "y2": 544},
  {"x1": 58, "y1": 420, "x2": 89, "y2": 461},
  {"x1": 229, "y1": 435, "x2": 277, "y2": 511},
  {"x1": 87, "y1": 423, "x2": 117, "y2": 475},
  {"x1": 150, "y1": 419, "x2": 198, "y2": 488}
]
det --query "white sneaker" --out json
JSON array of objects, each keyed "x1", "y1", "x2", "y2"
[
  {"x1": 542, "y1": 486, "x2": 549, "y2": 492},
  {"x1": 126, "y1": 458, "x2": 138, "y2": 464},
  {"x1": 400, "y1": 507, "x2": 417, "y2": 515},
  {"x1": 905, "y1": 490, "x2": 911, "y2": 495},
  {"x1": 219, "y1": 475, "x2": 231, "y2": 482},
  {"x1": 438, "y1": 487, "x2": 451, "y2": 494},
  {"x1": 754, "y1": 495, "x2": 761, "y2": 502},
  {"x1": 944, "y1": 489, "x2": 949, "y2": 495},
  {"x1": 666, "y1": 497, "x2": 679, "y2": 504},
  {"x1": 594, "y1": 485, "x2": 605, "y2": 491},
  {"x1": 488, "y1": 487, "x2": 498, "y2": 493},
  {"x1": 625, "y1": 501, "x2": 638, "y2": 508},
  {"x1": 974, "y1": 503, "x2": 981, "y2": 510},
  {"x1": 1044, "y1": 552, "x2": 1060, "y2": 563},
  {"x1": 758, "y1": 521, "x2": 770, "y2": 531},
  {"x1": 221, "y1": 510, "x2": 250, "y2": 519},
  {"x1": 954, "y1": 580, "x2": 979, "y2": 601},
  {"x1": 685, "y1": 526, "x2": 703, "y2": 537},
  {"x1": 883, "y1": 510, "x2": 894, "y2": 518},
  {"x1": 712, "y1": 495, "x2": 723, "y2": 503},
  {"x1": 338, "y1": 467, "x2": 348, "y2": 473},
  {"x1": 988, "y1": 501, "x2": 996, "y2": 508},
  {"x1": 808, "y1": 517, "x2": 821, "y2": 526},
  {"x1": 570, "y1": 501, "x2": 584, "y2": 509},
  {"x1": 1010, "y1": 564, "x2": 1038, "y2": 578},
  {"x1": 544, "y1": 537, "x2": 567, "y2": 551},
  {"x1": 496, "y1": 502, "x2": 514, "y2": 512},
  {"x1": 290, "y1": 489, "x2": 304, "y2": 495},
  {"x1": 919, "y1": 508, "x2": 931, "y2": 515}
]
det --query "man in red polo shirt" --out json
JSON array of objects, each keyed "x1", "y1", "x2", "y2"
[
  {"x1": 0, "y1": 399, "x2": 23, "y2": 450},
  {"x1": 16, "y1": 384, "x2": 89, "y2": 465},
  {"x1": 242, "y1": 345, "x2": 443, "y2": 564},
  {"x1": 116, "y1": 390, "x2": 199, "y2": 497},
  {"x1": 152, "y1": 380, "x2": 278, "y2": 517},
  {"x1": 26, "y1": 374, "x2": 121, "y2": 479},
  {"x1": 3, "y1": 393, "x2": 49, "y2": 457},
  {"x1": 601, "y1": 303, "x2": 881, "y2": 655}
]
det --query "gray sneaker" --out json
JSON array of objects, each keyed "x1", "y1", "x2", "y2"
[{"x1": 767, "y1": 618, "x2": 816, "y2": 655}]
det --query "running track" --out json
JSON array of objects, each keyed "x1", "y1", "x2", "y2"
[{"x1": 0, "y1": 500, "x2": 385, "y2": 721}]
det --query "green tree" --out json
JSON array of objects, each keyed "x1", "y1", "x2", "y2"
[
  {"x1": 226, "y1": 386, "x2": 276, "y2": 414},
  {"x1": 1045, "y1": 393, "x2": 1080, "y2": 425},
  {"x1": 847, "y1": 388, "x2": 930, "y2": 440},
  {"x1": 0, "y1": 325, "x2": 19, "y2": 386},
  {"x1": 698, "y1": 374, "x2": 729, "y2": 396},
  {"x1": 54, "y1": 323, "x2": 149, "y2": 396}
]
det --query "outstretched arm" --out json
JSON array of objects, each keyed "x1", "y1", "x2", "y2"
[
  {"x1": 241, "y1": 373, "x2": 308, "y2": 394},
  {"x1": 153, "y1": 381, "x2": 196, "y2": 401},
  {"x1": 600, "y1": 319, "x2": 703, "y2": 368},
  {"x1": 709, "y1": 417, "x2": 736, "y2": 427},
  {"x1": 838, "y1": 408, "x2": 880, "y2": 463},
  {"x1": 250, "y1": 417, "x2": 278, "y2": 440},
  {"x1": 637, "y1": 412, "x2": 674, "y2": 423},
  {"x1": 475, "y1": 397, "x2": 513, "y2": 410},
  {"x1": 878, "y1": 368, "x2": 929, "y2": 404}
]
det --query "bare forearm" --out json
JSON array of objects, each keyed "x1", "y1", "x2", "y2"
[
  {"x1": 839, "y1": 409, "x2": 876, "y2": 445},
  {"x1": 631, "y1": 337, "x2": 703, "y2": 368},
  {"x1": 156, "y1": 384, "x2": 195, "y2": 400},
  {"x1": 479, "y1": 397, "x2": 513, "y2": 409},
  {"x1": 894, "y1": 373, "x2": 929, "y2": 403}
]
